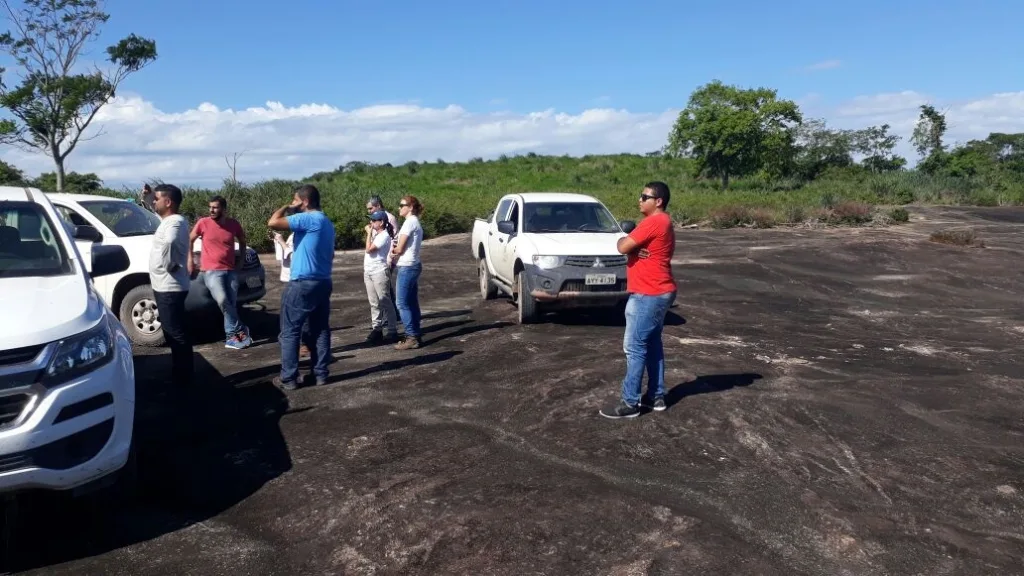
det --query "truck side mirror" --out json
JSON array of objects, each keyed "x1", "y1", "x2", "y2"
[
  {"x1": 90, "y1": 245, "x2": 130, "y2": 278},
  {"x1": 497, "y1": 220, "x2": 516, "y2": 235},
  {"x1": 619, "y1": 220, "x2": 636, "y2": 233},
  {"x1": 73, "y1": 224, "x2": 102, "y2": 243}
]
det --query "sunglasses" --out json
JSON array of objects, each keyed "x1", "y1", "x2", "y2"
[
  {"x1": 639, "y1": 193, "x2": 657, "y2": 202},
  {"x1": 399, "y1": 203, "x2": 409, "y2": 207}
]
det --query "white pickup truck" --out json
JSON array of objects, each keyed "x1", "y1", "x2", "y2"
[
  {"x1": 0, "y1": 186, "x2": 137, "y2": 502},
  {"x1": 46, "y1": 193, "x2": 267, "y2": 346},
  {"x1": 471, "y1": 192, "x2": 636, "y2": 323}
]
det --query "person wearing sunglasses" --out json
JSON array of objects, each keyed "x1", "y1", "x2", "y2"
[
  {"x1": 390, "y1": 195, "x2": 424, "y2": 350},
  {"x1": 600, "y1": 181, "x2": 677, "y2": 419}
]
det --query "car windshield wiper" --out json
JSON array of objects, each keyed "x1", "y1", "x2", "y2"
[{"x1": 118, "y1": 230, "x2": 156, "y2": 237}]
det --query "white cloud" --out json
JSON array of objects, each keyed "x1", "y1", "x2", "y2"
[
  {"x1": 805, "y1": 59, "x2": 842, "y2": 71},
  {"x1": 0, "y1": 93, "x2": 677, "y2": 187},
  {"x1": 1, "y1": 89, "x2": 1022, "y2": 187},
  {"x1": 826, "y1": 90, "x2": 1024, "y2": 161}
]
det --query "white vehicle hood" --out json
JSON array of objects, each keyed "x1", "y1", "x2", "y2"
[
  {"x1": 525, "y1": 232, "x2": 625, "y2": 256},
  {"x1": 0, "y1": 272, "x2": 104, "y2": 350}
]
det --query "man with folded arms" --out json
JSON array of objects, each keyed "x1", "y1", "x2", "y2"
[{"x1": 600, "y1": 181, "x2": 677, "y2": 419}]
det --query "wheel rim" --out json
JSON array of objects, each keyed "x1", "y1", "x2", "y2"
[
  {"x1": 130, "y1": 298, "x2": 162, "y2": 334},
  {"x1": 479, "y1": 261, "x2": 488, "y2": 294}
]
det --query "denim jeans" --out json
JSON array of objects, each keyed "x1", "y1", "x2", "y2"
[
  {"x1": 395, "y1": 263, "x2": 422, "y2": 338},
  {"x1": 620, "y1": 291, "x2": 676, "y2": 405},
  {"x1": 201, "y1": 270, "x2": 243, "y2": 339},
  {"x1": 279, "y1": 278, "x2": 332, "y2": 383},
  {"x1": 153, "y1": 290, "x2": 193, "y2": 387}
]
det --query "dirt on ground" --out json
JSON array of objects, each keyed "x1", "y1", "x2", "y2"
[{"x1": 5, "y1": 206, "x2": 1024, "y2": 575}]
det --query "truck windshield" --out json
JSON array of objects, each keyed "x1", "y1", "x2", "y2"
[
  {"x1": 0, "y1": 202, "x2": 73, "y2": 278},
  {"x1": 79, "y1": 199, "x2": 161, "y2": 237},
  {"x1": 523, "y1": 202, "x2": 620, "y2": 233}
]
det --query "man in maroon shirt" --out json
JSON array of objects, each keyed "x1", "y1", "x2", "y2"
[
  {"x1": 600, "y1": 181, "x2": 677, "y2": 419},
  {"x1": 188, "y1": 195, "x2": 252, "y2": 349}
]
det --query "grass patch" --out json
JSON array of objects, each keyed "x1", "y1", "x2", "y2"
[
  {"x1": 888, "y1": 207, "x2": 910, "y2": 223},
  {"x1": 929, "y1": 227, "x2": 985, "y2": 247}
]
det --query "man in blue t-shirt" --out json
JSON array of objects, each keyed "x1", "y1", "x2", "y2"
[{"x1": 267, "y1": 184, "x2": 336, "y2": 390}]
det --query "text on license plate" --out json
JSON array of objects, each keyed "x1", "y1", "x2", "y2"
[
  {"x1": 585, "y1": 273, "x2": 617, "y2": 286},
  {"x1": 245, "y1": 276, "x2": 262, "y2": 289}
]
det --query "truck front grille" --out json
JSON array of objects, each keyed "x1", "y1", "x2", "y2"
[
  {"x1": 565, "y1": 255, "x2": 627, "y2": 268},
  {"x1": 0, "y1": 344, "x2": 44, "y2": 367}
]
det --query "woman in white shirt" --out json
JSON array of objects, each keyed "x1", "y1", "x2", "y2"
[
  {"x1": 363, "y1": 210, "x2": 399, "y2": 344},
  {"x1": 274, "y1": 231, "x2": 312, "y2": 359},
  {"x1": 273, "y1": 231, "x2": 293, "y2": 282},
  {"x1": 391, "y1": 195, "x2": 424, "y2": 350}
]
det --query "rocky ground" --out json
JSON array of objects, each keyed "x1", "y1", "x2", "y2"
[{"x1": 5, "y1": 206, "x2": 1024, "y2": 575}]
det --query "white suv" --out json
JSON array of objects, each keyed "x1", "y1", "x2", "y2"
[{"x1": 0, "y1": 186, "x2": 136, "y2": 497}]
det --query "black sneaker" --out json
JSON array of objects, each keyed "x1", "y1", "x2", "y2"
[
  {"x1": 641, "y1": 396, "x2": 667, "y2": 411},
  {"x1": 599, "y1": 400, "x2": 641, "y2": 419},
  {"x1": 272, "y1": 376, "x2": 298, "y2": 391},
  {"x1": 365, "y1": 330, "x2": 384, "y2": 344},
  {"x1": 302, "y1": 373, "x2": 328, "y2": 387}
]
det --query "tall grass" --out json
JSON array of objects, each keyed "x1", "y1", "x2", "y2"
[{"x1": 85, "y1": 153, "x2": 1024, "y2": 252}]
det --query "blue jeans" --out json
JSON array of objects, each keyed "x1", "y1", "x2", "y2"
[
  {"x1": 202, "y1": 270, "x2": 243, "y2": 339},
  {"x1": 279, "y1": 278, "x2": 332, "y2": 383},
  {"x1": 395, "y1": 263, "x2": 422, "y2": 338},
  {"x1": 620, "y1": 291, "x2": 676, "y2": 405}
]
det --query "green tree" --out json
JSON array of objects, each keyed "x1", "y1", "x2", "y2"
[
  {"x1": 943, "y1": 132, "x2": 1024, "y2": 177},
  {"x1": 792, "y1": 118, "x2": 856, "y2": 180},
  {"x1": 0, "y1": 0, "x2": 157, "y2": 192},
  {"x1": 851, "y1": 124, "x2": 906, "y2": 172},
  {"x1": 910, "y1": 105, "x2": 948, "y2": 174},
  {"x1": 0, "y1": 158, "x2": 26, "y2": 184},
  {"x1": 30, "y1": 170, "x2": 101, "y2": 191},
  {"x1": 987, "y1": 132, "x2": 1024, "y2": 173},
  {"x1": 665, "y1": 80, "x2": 802, "y2": 189}
]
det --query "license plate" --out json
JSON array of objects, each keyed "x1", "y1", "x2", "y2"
[
  {"x1": 245, "y1": 276, "x2": 262, "y2": 289},
  {"x1": 585, "y1": 274, "x2": 617, "y2": 286}
]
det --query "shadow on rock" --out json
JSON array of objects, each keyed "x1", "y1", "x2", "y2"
[
  {"x1": 425, "y1": 321, "x2": 511, "y2": 346},
  {"x1": 2, "y1": 350, "x2": 292, "y2": 573},
  {"x1": 665, "y1": 373, "x2": 763, "y2": 408},
  {"x1": 325, "y1": 351, "x2": 463, "y2": 384},
  {"x1": 421, "y1": 309, "x2": 472, "y2": 320},
  {"x1": 184, "y1": 304, "x2": 282, "y2": 346}
]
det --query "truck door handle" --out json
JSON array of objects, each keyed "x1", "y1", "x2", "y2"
[
  {"x1": 498, "y1": 238, "x2": 504, "y2": 243},
  {"x1": 489, "y1": 232, "x2": 493, "y2": 236}
]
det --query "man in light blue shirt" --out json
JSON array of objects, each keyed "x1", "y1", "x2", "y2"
[{"x1": 267, "y1": 184, "x2": 336, "y2": 389}]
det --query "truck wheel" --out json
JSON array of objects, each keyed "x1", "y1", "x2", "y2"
[
  {"x1": 119, "y1": 284, "x2": 166, "y2": 347},
  {"x1": 479, "y1": 258, "x2": 498, "y2": 300},
  {"x1": 516, "y1": 271, "x2": 538, "y2": 324}
]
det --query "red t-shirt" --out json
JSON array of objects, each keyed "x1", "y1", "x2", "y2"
[
  {"x1": 625, "y1": 211, "x2": 676, "y2": 295},
  {"x1": 194, "y1": 216, "x2": 244, "y2": 271}
]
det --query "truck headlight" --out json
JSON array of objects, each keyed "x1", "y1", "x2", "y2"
[
  {"x1": 44, "y1": 320, "x2": 114, "y2": 387},
  {"x1": 532, "y1": 255, "x2": 565, "y2": 269}
]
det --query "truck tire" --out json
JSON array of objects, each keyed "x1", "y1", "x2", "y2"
[
  {"x1": 479, "y1": 258, "x2": 498, "y2": 300},
  {"x1": 119, "y1": 284, "x2": 166, "y2": 347},
  {"x1": 516, "y1": 271, "x2": 538, "y2": 324}
]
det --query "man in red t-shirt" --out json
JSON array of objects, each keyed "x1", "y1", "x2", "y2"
[
  {"x1": 188, "y1": 195, "x2": 252, "y2": 349},
  {"x1": 600, "y1": 181, "x2": 677, "y2": 419}
]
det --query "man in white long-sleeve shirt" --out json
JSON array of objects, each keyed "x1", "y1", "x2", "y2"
[{"x1": 148, "y1": 184, "x2": 193, "y2": 387}]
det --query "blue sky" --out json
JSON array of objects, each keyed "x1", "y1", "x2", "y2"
[
  {"x1": 103, "y1": 0, "x2": 1022, "y2": 114},
  {"x1": 1, "y1": 0, "x2": 1021, "y2": 185}
]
